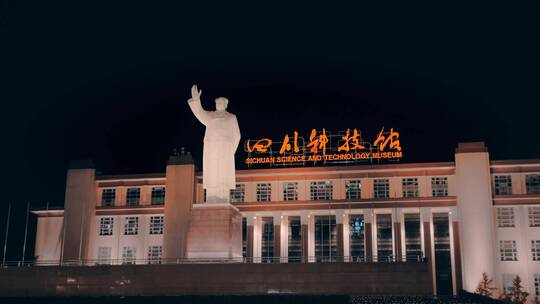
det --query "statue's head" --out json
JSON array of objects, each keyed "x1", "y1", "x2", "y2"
[{"x1": 215, "y1": 97, "x2": 229, "y2": 111}]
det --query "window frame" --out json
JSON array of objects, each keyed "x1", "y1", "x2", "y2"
[
  {"x1": 373, "y1": 179, "x2": 390, "y2": 199},
  {"x1": 99, "y1": 217, "x2": 114, "y2": 236},
  {"x1": 230, "y1": 184, "x2": 246, "y2": 203},
  {"x1": 149, "y1": 216, "x2": 164, "y2": 235},
  {"x1": 126, "y1": 187, "x2": 141, "y2": 207},
  {"x1": 124, "y1": 216, "x2": 139, "y2": 235},
  {"x1": 431, "y1": 177, "x2": 449, "y2": 197},
  {"x1": 256, "y1": 183, "x2": 272, "y2": 202},
  {"x1": 345, "y1": 180, "x2": 361, "y2": 200},
  {"x1": 283, "y1": 182, "x2": 299, "y2": 201},
  {"x1": 402, "y1": 178, "x2": 419, "y2": 198},
  {"x1": 310, "y1": 180, "x2": 333, "y2": 200},
  {"x1": 151, "y1": 187, "x2": 166, "y2": 205},
  {"x1": 499, "y1": 240, "x2": 518, "y2": 261}
]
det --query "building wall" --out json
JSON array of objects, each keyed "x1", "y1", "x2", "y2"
[
  {"x1": 31, "y1": 149, "x2": 540, "y2": 299},
  {"x1": 34, "y1": 216, "x2": 63, "y2": 262},
  {"x1": 89, "y1": 214, "x2": 164, "y2": 264}
]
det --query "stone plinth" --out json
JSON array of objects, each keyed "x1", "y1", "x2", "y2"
[{"x1": 186, "y1": 204, "x2": 242, "y2": 259}]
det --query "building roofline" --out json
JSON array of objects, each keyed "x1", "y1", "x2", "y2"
[
  {"x1": 94, "y1": 159, "x2": 540, "y2": 182},
  {"x1": 96, "y1": 173, "x2": 166, "y2": 181},
  {"x1": 235, "y1": 161, "x2": 456, "y2": 175},
  {"x1": 491, "y1": 159, "x2": 540, "y2": 166}
]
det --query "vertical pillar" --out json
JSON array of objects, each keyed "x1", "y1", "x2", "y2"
[
  {"x1": 335, "y1": 210, "x2": 345, "y2": 261},
  {"x1": 62, "y1": 160, "x2": 96, "y2": 263},
  {"x1": 301, "y1": 213, "x2": 309, "y2": 262},
  {"x1": 343, "y1": 213, "x2": 350, "y2": 260},
  {"x1": 450, "y1": 209, "x2": 463, "y2": 294},
  {"x1": 455, "y1": 142, "x2": 495, "y2": 292},
  {"x1": 364, "y1": 209, "x2": 374, "y2": 261},
  {"x1": 253, "y1": 216, "x2": 262, "y2": 261},
  {"x1": 421, "y1": 208, "x2": 435, "y2": 296},
  {"x1": 273, "y1": 214, "x2": 281, "y2": 262},
  {"x1": 394, "y1": 208, "x2": 403, "y2": 262},
  {"x1": 163, "y1": 154, "x2": 195, "y2": 261},
  {"x1": 246, "y1": 214, "x2": 255, "y2": 261},
  {"x1": 281, "y1": 215, "x2": 289, "y2": 260}
]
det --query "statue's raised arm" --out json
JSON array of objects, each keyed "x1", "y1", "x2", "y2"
[{"x1": 187, "y1": 84, "x2": 211, "y2": 126}]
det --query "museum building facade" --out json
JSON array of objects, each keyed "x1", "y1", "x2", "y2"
[{"x1": 32, "y1": 142, "x2": 540, "y2": 297}]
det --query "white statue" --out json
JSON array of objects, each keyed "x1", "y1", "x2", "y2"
[{"x1": 187, "y1": 85, "x2": 241, "y2": 204}]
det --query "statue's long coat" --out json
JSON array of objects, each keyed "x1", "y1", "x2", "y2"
[{"x1": 188, "y1": 99, "x2": 241, "y2": 190}]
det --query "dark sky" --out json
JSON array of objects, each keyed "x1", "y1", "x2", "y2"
[{"x1": 1, "y1": 2, "x2": 539, "y2": 260}]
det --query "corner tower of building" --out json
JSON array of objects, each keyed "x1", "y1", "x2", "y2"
[
  {"x1": 454, "y1": 142, "x2": 495, "y2": 292},
  {"x1": 61, "y1": 160, "x2": 97, "y2": 262}
]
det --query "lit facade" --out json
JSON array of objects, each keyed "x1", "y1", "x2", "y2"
[{"x1": 32, "y1": 142, "x2": 540, "y2": 297}]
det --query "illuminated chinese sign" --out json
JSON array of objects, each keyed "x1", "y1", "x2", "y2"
[{"x1": 244, "y1": 127, "x2": 403, "y2": 167}]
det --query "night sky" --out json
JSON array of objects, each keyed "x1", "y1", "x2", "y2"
[{"x1": 1, "y1": 2, "x2": 539, "y2": 260}]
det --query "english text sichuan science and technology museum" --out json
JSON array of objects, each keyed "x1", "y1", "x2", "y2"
[{"x1": 5, "y1": 88, "x2": 540, "y2": 299}]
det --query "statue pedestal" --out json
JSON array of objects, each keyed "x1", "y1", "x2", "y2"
[{"x1": 186, "y1": 204, "x2": 243, "y2": 259}]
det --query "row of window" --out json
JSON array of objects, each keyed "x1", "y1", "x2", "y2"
[
  {"x1": 499, "y1": 240, "x2": 540, "y2": 261},
  {"x1": 99, "y1": 216, "x2": 163, "y2": 236},
  {"x1": 97, "y1": 245, "x2": 162, "y2": 265},
  {"x1": 101, "y1": 187, "x2": 166, "y2": 207},
  {"x1": 496, "y1": 207, "x2": 540, "y2": 228},
  {"x1": 229, "y1": 177, "x2": 449, "y2": 203},
  {"x1": 493, "y1": 174, "x2": 540, "y2": 195}
]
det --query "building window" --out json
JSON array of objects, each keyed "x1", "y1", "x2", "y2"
[
  {"x1": 345, "y1": 180, "x2": 361, "y2": 200},
  {"x1": 147, "y1": 246, "x2": 162, "y2": 264},
  {"x1": 230, "y1": 184, "x2": 246, "y2": 203},
  {"x1": 499, "y1": 240, "x2": 518, "y2": 261},
  {"x1": 256, "y1": 183, "x2": 272, "y2": 202},
  {"x1": 101, "y1": 189, "x2": 115, "y2": 207},
  {"x1": 288, "y1": 216, "x2": 302, "y2": 262},
  {"x1": 315, "y1": 215, "x2": 337, "y2": 262},
  {"x1": 373, "y1": 179, "x2": 389, "y2": 199},
  {"x1": 99, "y1": 217, "x2": 114, "y2": 236},
  {"x1": 122, "y1": 246, "x2": 137, "y2": 265},
  {"x1": 310, "y1": 181, "x2": 333, "y2": 200},
  {"x1": 535, "y1": 274, "x2": 540, "y2": 296},
  {"x1": 126, "y1": 188, "x2": 141, "y2": 207},
  {"x1": 261, "y1": 217, "x2": 274, "y2": 262},
  {"x1": 376, "y1": 214, "x2": 393, "y2": 261},
  {"x1": 283, "y1": 182, "x2": 299, "y2": 201},
  {"x1": 402, "y1": 178, "x2": 419, "y2": 198},
  {"x1": 151, "y1": 187, "x2": 165, "y2": 205},
  {"x1": 432, "y1": 177, "x2": 448, "y2": 197},
  {"x1": 404, "y1": 213, "x2": 422, "y2": 261},
  {"x1": 124, "y1": 217, "x2": 139, "y2": 235},
  {"x1": 349, "y1": 215, "x2": 365, "y2": 261},
  {"x1": 497, "y1": 207, "x2": 515, "y2": 228},
  {"x1": 529, "y1": 207, "x2": 540, "y2": 227},
  {"x1": 503, "y1": 274, "x2": 517, "y2": 294},
  {"x1": 527, "y1": 174, "x2": 540, "y2": 194},
  {"x1": 532, "y1": 240, "x2": 540, "y2": 261},
  {"x1": 97, "y1": 247, "x2": 112, "y2": 265},
  {"x1": 494, "y1": 175, "x2": 512, "y2": 195},
  {"x1": 149, "y1": 216, "x2": 164, "y2": 235}
]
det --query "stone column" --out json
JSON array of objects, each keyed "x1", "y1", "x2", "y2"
[
  {"x1": 246, "y1": 214, "x2": 255, "y2": 261},
  {"x1": 273, "y1": 214, "x2": 281, "y2": 262},
  {"x1": 364, "y1": 209, "x2": 374, "y2": 261},
  {"x1": 450, "y1": 209, "x2": 463, "y2": 295},
  {"x1": 301, "y1": 213, "x2": 309, "y2": 262},
  {"x1": 335, "y1": 210, "x2": 345, "y2": 261},
  {"x1": 393, "y1": 208, "x2": 403, "y2": 262},
  {"x1": 421, "y1": 208, "x2": 435, "y2": 296}
]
